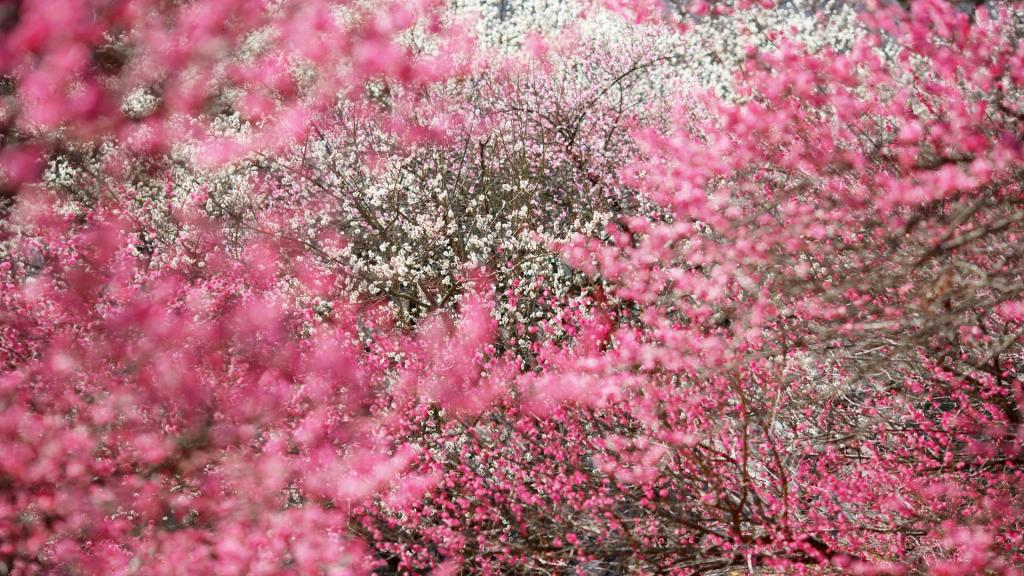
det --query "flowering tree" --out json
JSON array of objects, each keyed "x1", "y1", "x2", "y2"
[
  {"x1": 2, "y1": 0, "x2": 1024, "y2": 575},
  {"x1": 357, "y1": 1, "x2": 1024, "y2": 574}
]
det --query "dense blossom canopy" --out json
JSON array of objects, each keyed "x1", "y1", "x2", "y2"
[{"x1": 1, "y1": 0, "x2": 1023, "y2": 574}]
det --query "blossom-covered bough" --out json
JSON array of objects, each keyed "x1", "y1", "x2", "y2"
[{"x1": 1, "y1": 0, "x2": 1023, "y2": 574}]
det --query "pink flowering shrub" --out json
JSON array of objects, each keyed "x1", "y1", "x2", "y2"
[
  {"x1": 2, "y1": 0, "x2": 1024, "y2": 575},
  {"x1": 357, "y1": 1, "x2": 1024, "y2": 573},
  {"x1": 0, "y1": 187, "x2": 511, "y2": 573}
]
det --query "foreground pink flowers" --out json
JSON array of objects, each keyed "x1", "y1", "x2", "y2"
[{"x1": 1, "y1": 0, "x2": 1023, "y2": 574}]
